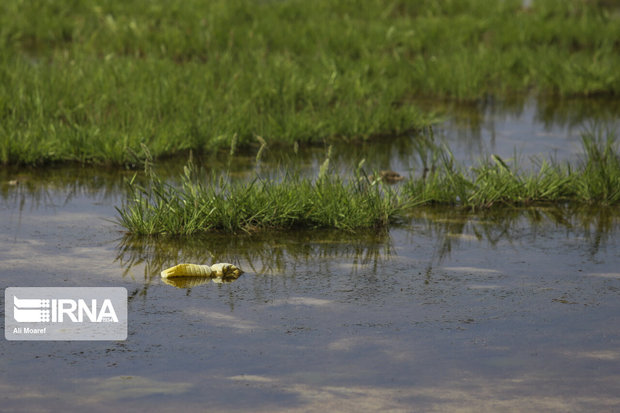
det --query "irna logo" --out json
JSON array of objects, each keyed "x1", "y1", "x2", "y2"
[
  {"x1": 5, "y1": 287, "x2": 127, "y2": 341},
  {"x1": 13, "y1": 296, "x2": 119, "y2": 323}
]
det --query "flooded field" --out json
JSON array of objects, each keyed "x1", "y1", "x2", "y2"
[{"x1": 1, "y1": 100, "x2": 620, "y2": 412}]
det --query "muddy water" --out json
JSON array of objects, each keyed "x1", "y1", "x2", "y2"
[{"x1": 1, "y1": 100, "x2": 620, "y2": 412}]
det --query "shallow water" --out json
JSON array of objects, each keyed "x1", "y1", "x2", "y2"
[{"x1": 1, "y1": 99, "x2": 620, "y2": 412}]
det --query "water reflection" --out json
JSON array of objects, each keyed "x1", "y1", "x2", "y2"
[
  {"x1": 115, "y1": 206, "x2": 619, "y2": 294},
  {"x1": 115, "y1": 229, "x2": 394, "y2": 290},
  {"x1": 0, "y1": 164, "x2": 133, "y2": 209},
  {"x1": 422, "y1": 95, "x2": 620, "y2": 142},
  {"x1": 162, "y1": 276, "x2": 233, "y2": 289},
  {"x1": 407, "y1": 205, "x2": 620, "y2": 264},
  {"x1": 418, "y1": 96, "x2": 620, "y2": 166}
]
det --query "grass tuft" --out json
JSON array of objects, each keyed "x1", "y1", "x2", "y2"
[
  {"x1": 116, "y1": 160, "x2": 404, "y2": 235},
  {"x1": 403, "y1": 129, "x2": 620, "y2": 207}
]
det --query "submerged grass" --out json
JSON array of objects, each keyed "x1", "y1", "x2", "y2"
[
  {"x1": 2, "y1": 0, "x2": 620, "y2": 165},
  {"x1": 118, "y1": 131, "x2": 620, "y2": 235}
]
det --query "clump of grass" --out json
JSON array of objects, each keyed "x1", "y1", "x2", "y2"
[
  {"x1": 403, "y1": 129, "x2": 620, "y2": 207},
  {"x1": 116, "y1": 160, "x2": 403, "y2": 235},
  {"x1": 575, "y1": 128, "x2": 620, "y2": 203},
  {"x1": 117, "y1": 131, "x2": 619, "y2": 235}
]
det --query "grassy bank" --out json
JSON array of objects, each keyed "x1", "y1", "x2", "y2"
[
  {"x1": 117, "y1": 132, "x2": 620, "y2": 235},
  {"x1": 2, "y1": 0, "x2": 619, "y2": 165}
]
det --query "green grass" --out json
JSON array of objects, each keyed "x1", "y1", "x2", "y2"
[
  {"x1": 117, "y1": 131, "x2": 620, "y2": 235},
  {"x1": 1, "y1": 0, "x2": 619, "y2": 165},
  {"x1": 403, "y1": 128, "x2": 620, "y2": 207},
  {"x1": 116, "y1": 157, "x2": 404, "y2": 234}
]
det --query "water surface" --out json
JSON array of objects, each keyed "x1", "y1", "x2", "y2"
[{"x1": 1, "y1": 99, "x2": 619, "y2": 412}]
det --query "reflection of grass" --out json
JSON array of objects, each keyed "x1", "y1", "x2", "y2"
[
  {"x1": 0, "y1": 164, "x2": 134, "y2": 209},
  {"x1": 418, "y1": 95, "x2": 620, "y2": 150},
  {"x1": 2, "y1": 0, "x2": 620, "y2": 165},
  {"x1": 117, "y1": 131, "x2": 620, "y2": 234},
  {"x1": 116, "y1": 230, "x2": 393, "y2": 286},
  {"x1": 408, "y1": 203, "x2": 620, "y2": 264}
]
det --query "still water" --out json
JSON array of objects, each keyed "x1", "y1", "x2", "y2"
[{"x1": 1, "y1": 99, "x2": 619, "y2": 412}]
